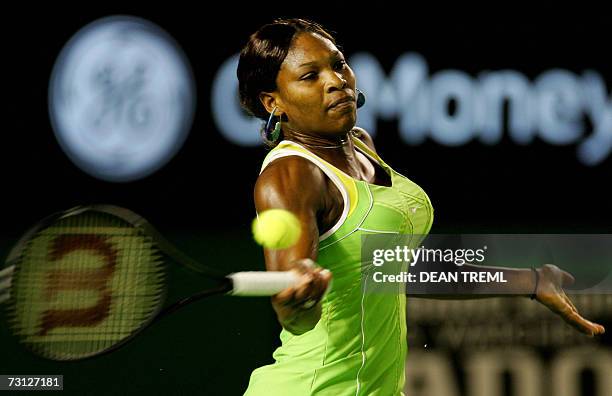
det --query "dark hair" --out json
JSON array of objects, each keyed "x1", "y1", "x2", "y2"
[{"x1": 237, "y1": 18, "x2": 335, "y2": 145}]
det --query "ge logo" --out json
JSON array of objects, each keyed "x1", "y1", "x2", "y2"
[{"x1": 49, "y1": 16, "x2": 196, "y2": 182}]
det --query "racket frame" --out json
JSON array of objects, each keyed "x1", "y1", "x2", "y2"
[{"x1": 3, "y1": 204, "x2": 235, "y2": 361}]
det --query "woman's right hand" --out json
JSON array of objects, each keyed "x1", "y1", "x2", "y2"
[{"x1": 272, "y1": 258, "x2": 332, "y2": 335}]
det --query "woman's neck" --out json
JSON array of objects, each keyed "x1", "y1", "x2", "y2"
[
  {"x1": 282, "y1": 125, "x2": 351, "y2": 151},
  {"x1": 281, "y1": 125, "x2": 362, "y2": 177}
]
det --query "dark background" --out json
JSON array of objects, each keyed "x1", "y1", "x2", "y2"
[
  {"x1": 3, "y1": 8, "x2": 611, "y2": 236},
  {"x1": 1, "y1": 7, "x2": 610, "y2": 395}
]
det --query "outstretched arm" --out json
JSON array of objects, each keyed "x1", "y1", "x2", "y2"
[{"x1": 407, "y1": 262, "x2": 605, "y2": 337}]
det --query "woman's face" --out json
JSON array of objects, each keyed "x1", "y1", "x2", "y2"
[{"x1": 269, "y1": 32, "x2": 357, "y2": 136}]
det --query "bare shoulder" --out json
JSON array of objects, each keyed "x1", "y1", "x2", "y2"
[
  {"x1": 254, "y1": 156, "x2": 326, "y2": 213},
  {"x1": 351, "y1": 127, "x2": 378, "y2": 154}
]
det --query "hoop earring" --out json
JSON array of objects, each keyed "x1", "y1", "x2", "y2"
[
  {"x1": 265, "y1": 106, "x2": 282, "y2": 142},
  {"x1": 356, "y1": 89, "x2": 366, "y2": 109}
]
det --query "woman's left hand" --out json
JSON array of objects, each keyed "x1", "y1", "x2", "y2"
[{"x1": 535, "y1": 264, "x2": 606, "y2": 337}]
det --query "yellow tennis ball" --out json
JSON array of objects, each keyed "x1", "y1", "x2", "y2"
[{"x1": 252, "y1": 209, "x2": 301, "y2": 249}]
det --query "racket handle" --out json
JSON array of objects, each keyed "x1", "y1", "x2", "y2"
[{"x1": 228, "y1": 271, "x2": 299, "y2": 296}]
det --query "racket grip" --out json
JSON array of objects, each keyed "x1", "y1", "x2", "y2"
[{"x1": 228, "y1": 271, "x2": 299, "y2": 296}]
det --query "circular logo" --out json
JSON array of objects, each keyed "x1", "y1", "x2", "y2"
[{"x1": 49, "y1": 16, "x2": 196, "y2": 182}]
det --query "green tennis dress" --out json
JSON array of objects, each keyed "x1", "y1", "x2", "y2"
[{"x1": 244, "y1": 135, "x2": 434, "y2": 396}]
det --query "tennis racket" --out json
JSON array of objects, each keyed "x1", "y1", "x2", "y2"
[{"x1": 0, "y1": 205, "x2": 298, "y2": 361}]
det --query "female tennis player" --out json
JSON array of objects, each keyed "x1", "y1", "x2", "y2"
[{"x1": 237, "y1": 19, "x2": 605, "y2": 395}]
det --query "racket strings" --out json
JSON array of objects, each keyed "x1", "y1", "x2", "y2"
[{"x1": 7, "y1": 211, "x2": 166, "y2": 360}]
